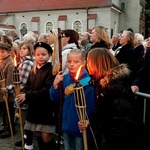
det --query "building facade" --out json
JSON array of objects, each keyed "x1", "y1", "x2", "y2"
[{"x1": 0, "y1": 0, "x2": 146, "y2": 38}]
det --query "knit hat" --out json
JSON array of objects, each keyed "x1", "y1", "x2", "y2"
[
  {"x1": 0, "y1": 43, "x2": 12, "y2": 51},
  {"x1": 34, "y1": 42, "x2": 53, "y2": 54}
]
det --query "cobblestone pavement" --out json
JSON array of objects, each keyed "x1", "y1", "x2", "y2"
[
  {"x1": 0, "y1": 120, "x2": 39, "y2": 150},
  {"x1": 0, "y1": 113, "x2": 64, "y2": 150}
]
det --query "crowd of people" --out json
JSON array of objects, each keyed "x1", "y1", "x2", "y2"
[{"x1": 0, "y1": 26, "x2": 149, "y2": 150}]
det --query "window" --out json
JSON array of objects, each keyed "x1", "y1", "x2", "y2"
[
  {"x1": 121, "y1": 2, "x2": 126, "y2": 10},
  {"x1": 73, "y1": 20, "x2": 82, "y2": 33},
  {"x1": 20, "y1": 23, "x2": 27, "y2": 36},
  {"x1": 46, "y1": 22, "x2": 54, "y2": 33}
]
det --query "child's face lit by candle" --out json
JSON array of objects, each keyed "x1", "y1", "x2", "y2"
[
  {"x1": 66, "y1": 53, "x2": 86, "y2": 73},
  {"x1": 35, "y1": 47, "x2": 51, "y2": 66}
]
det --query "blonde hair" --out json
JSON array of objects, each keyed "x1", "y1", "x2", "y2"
[
  {"x1": 67, "y1": 49, "x2": 86, "y2": 61},
  {"x1": 48, "y1": 29, "x2": 58, "y2": 45},
  {"x1": 93, "y1": 26, "x2": 111, "y2": 48}
]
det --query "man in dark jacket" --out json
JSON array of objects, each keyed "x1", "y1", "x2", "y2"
[
  {"x1": 133, "y1": 33, "x2": 145, "y2": 73},
  {"x1": 80, "y1": 32, "x2": 92, "y2": 52},
  {"x1": 111, "y1": 33, "x2": 121, "y2": 51},
  {"x1": 131, "y1": 37, "x2": 150, "y2": 149}
]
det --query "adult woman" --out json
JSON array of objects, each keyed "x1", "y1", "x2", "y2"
[
  {"x1": 115, "y1": 30, "x2": 136, "y2": 77},
  {"x1": 61, "y1": 29, "x2": 80, "y2": 74},
  {"x1": 47, "y1": 29, "x2": 57, "y2": 47},
  {"x1": 88, "y1": 26, "x2": 111, "y2": 52},
  {"x1": 79, "y1": 48, "x2": 136, "y2": 150}
]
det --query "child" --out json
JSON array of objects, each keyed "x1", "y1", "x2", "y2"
[
  {"x1": 16, "y1": 42, "x2": 56, "y2": 150},
  {"x1": 0, "y1": 43, "x2": 15, "y2": 138},
  {"x1": 2, "y1": 41, "x2": 34, "y2": 148},
  {"x1": 2, "y1": 41, "x2": 34, "y2": 92},
  {"x1": 50, "y1": 49, "x2": 96, "y2": 150},
  {"x1": 15, "y1": 41, "x2": 35, "y2": 147},
  {"x1": 78, "y1": 48, "x2": 136, "y2": 150}
]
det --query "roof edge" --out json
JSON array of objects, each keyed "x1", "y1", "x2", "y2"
[{"x1": 0, "y1": 4, "x2": 115, "y2": 14}]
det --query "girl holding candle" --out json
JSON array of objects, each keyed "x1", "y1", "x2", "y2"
[
  {"x1": 14, "y1": 41, "x2": 34, "y2": 148},
  {"x1": 2, "y1": 41, "x2": 34, "y2": 148},
  {"x1": 50, "y1": 49, "x2": 96, "y2": 150},
  {"x1": 15, "y1": 42, "x2": 57, "y2": 150},
  {"x1": 78, "y1": 48, "x2": 136, "y2": 150}
]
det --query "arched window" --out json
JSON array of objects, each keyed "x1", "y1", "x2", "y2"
[
  {"x1": 73, "y1": 20, "x2": 82, "y2": 33},
  {"x1": 20, "y1": 23, "x2": 27, "y2": 36},
  {"x1": 46, "y1": 22, "x2": 54, "y2": 33}
]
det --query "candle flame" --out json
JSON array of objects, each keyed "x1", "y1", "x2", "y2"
[
  {"x1": 75, "y1": 66, "x2": 82, "y2": 81},
  {"x1": 13, "y1": 54, "x2": 17, "y2": 67}
]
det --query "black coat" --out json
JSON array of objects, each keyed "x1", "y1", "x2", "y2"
[
  {"x1": 133, "y1": 48, "x2": 150, "y2": 94},
  {"x1": 112, "y1": 42, "x2": 121, "y2": 51},
  {"x1": 86, "y1": 41, "x2": 109, "y2": 58},
  {"x1": 89, "y1": 64, "x2": 136, "y2": 150},
  {"x1": 133, "y1": 44, "x2": 145, "y2": 73},
  {"x1": 90, "y1": 41, "x2": 108, "y2": 50},
  {"x1": 115, "y1": 44, "x2": 136, "y2": 74},
  {"x1": 24, "y1": 62, "x2": 56, "y2": 125}
]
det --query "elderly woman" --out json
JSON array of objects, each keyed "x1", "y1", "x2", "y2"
[{"x1": 115, "y1": 30, "x2": 136, "y2": 77}]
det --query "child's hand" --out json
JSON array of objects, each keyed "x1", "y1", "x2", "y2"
[
  {"x1": 78, "y1": 120, "x2": 89, "y2": 133},
  {"x1": 16, "y1": 93, "x2": 26, "y2": 104},
  {"x1": 53, "y1": 71, "x2": 64, "y2": 89}
]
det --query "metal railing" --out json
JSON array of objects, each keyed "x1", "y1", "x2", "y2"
[{"x1": 135, "y1": 91, "x2": 150, "y2": 124}]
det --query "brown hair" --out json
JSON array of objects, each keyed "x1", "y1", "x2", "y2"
[
  {"x1": 7, "y1": 29, "x2": 18, "y2": 39},
  {"x1": 61, "y1": 29, "x2": 80, "y2": 48},
  {"x1": 1, "y1": 35, "x2": 12, "y2": 46},
  {"x1": 18, "y1": 41, "x2": 34, "y2": 56},
  {"x1": 87, "y1": 48, "x2": 119, "y2": 80}
]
